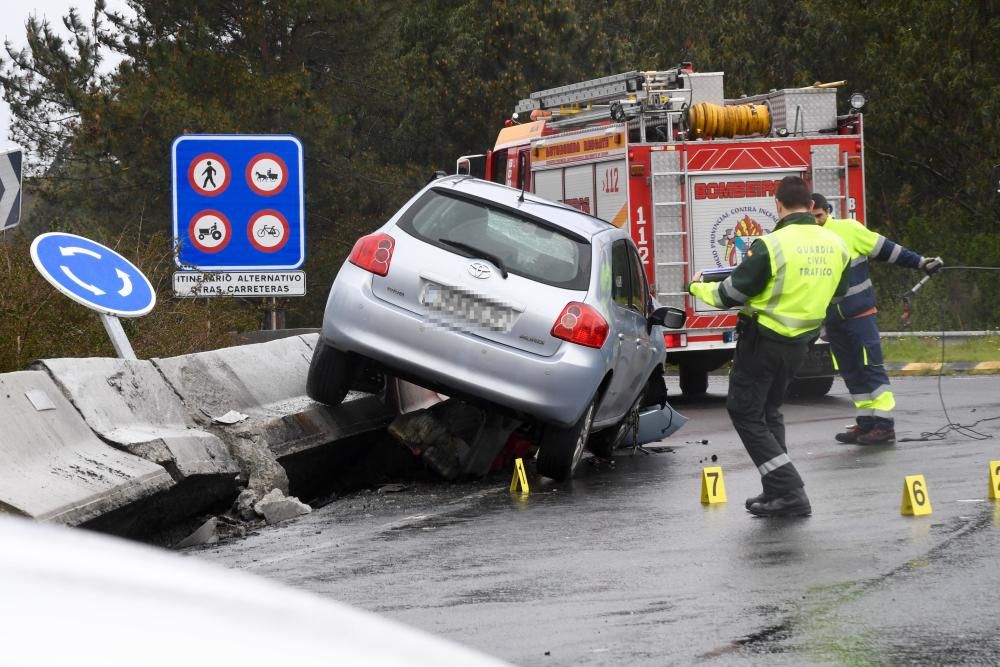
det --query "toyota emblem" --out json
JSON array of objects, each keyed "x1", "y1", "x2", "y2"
[{"x1": 468, "y1": 262, "x2": 492, "y2": 279}]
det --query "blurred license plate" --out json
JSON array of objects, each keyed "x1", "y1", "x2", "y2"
[{"x1": 421, "y1": 282, "x2": 514, "y2": 332}]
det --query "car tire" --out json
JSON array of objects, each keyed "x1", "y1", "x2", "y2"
[
  {"x1": 587, "y1": 397, "x2": 638, "y2": 459},
  {"x1": 306, "y1": 342, "x2": 360, "y2": 406},
  {"x1": 679, "y1": 364, "x2": 709, "y2": 397},
  {"x1": 537, "y1": 398, "x2": 597, "y2": 481}
]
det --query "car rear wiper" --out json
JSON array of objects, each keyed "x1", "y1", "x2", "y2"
[{"x1": 438, "y1": 238, "x2": 509, "y2": 278}]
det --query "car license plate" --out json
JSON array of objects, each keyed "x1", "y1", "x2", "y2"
[{"x1": 421, "y1": 282, "x2": 515, "y2": 332}]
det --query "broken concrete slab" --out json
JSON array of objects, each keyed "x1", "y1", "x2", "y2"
[
  {"x1": 153, "y1": 336, "x2": 392, "y2": 491},
  {"x1": 253, "y1": 489, "x2": 311, "y2": 525},
  {"x1": 0, "y1": 371, "x2": 174, "y2": 526},
  {"x1": 225, "y1": 430, "x2": 289, "y2": 498},
  {"x1": 35, "y1": 358, "x2": 239, "y2": 488}
]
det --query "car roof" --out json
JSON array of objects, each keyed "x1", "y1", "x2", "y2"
[
  {"x1": 0, "y1": 516, "x2": 511, "y2": 666},
  {"x1": 431, "y1": 176, "x2": 615, "y2": 240}
]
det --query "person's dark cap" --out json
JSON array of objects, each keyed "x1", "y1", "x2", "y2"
[{"x1": 811, "y1": 193, "x2": 832, "y2": 212}]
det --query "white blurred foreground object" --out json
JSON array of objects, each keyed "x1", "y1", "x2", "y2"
[{"x1": 0, "y1": 516, "x2": 510, "y2": 667}]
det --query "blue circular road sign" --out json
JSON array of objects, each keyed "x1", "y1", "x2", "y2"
[{"x1": 30, "y1": 232, "x2": 156, "y2": 317}]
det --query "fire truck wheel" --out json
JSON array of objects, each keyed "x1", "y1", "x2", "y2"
[
  {"x1": 786, "y1": 375, "x2": 834, "y2": 398},
  {"x1": 537, "y1": 397, "x2": 596, "y2": 481},
  {"x1": 306, "y1": 342, "x2": 361, "y2": 406},
  {"x1": 679, "y1": 365, "x2": 709, "y2": 397}
]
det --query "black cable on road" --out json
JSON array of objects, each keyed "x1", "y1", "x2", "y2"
[{"x1": 898, "y1": 264, "x2": 1000, "y2": 442}]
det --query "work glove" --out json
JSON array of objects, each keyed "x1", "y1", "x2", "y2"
[{"x1": 918, "y1": 256, "x2": 943, "y2": 275}]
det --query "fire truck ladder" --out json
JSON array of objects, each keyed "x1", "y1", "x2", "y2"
[
  {"x1": 515, "y1": 69, "x2": 688, "y2": 130},
  {"x1": 649, "y1": 150, "x2": 688, "y2": 311},
  {"x1": 810, "y1": 144, "x2": 852, "y2": 218}
]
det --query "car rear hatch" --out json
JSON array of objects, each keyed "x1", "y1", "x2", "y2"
[{"x1": 370, "y1": 188, "x2": 592, "y2": 357}]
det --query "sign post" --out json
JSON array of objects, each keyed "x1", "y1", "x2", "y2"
[
  {"x1": 30, "y1": 232, "x2": 156, "y2": 359},
  {"x1": 171, "y1": 135, "x2": 306, "y2": 321},
  {"x1": 0, "y1": 145, "x2": 24, "y2": 231}
]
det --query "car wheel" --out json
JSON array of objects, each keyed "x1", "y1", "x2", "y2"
[
  {"x1": 587, "y1": 396, "x2": 639, "y2": 459},
  {"x1": 306, "y1": 342, "x2": 360, "y2": 406},
  {"x1": 537, "y1": 398, "x2": 596, "y2": 481},
  {"x1": 679, "y1": 364, "x2": 709, "y2": 397}
]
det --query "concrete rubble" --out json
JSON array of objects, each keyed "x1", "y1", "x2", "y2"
[
  {"x1": 174, "y1": 517, "x2": 220, "y2": 548},
  {"x1": 0, "y1": 336, "x2": 391, "y2": 536},
  {"x1": 253, "y1": 489, "x2": 312, "y2": 525}
]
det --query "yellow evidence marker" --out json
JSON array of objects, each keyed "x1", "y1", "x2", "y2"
[
  {"x1": 989, "y1": 460, "x2": 1000, "y2": 500},
  {"x1": 510, "y1": 457, "x2": 529, "y2": 494},
  {"x1": 901, "y1": 474, "x2": 932, "y2": 516},
  {"x1": 700, "y1": 466, "x2": 727, "y2": 504}
]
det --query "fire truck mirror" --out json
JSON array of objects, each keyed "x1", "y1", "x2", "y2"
[
  {"x1": 516, "y1": 150, "x2": 527, "y2": 191},
  {"x1": 455, "y1": 154, "x2": 486, "y2": 179}
]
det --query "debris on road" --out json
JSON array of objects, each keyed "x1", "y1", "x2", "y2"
[
  {"x1": 253, "y1": 488, "x2": 312, "y2": 524},
  {"x1": 174, "y1": 517, "x2": 220, "y2": 548},
  {"x1": 209, "y1": 409, "x2": 249, "y2": 425},
  {"x1": 377, "y1": 483, "x2": 409, "y2": 494},
  {"x1": 235, "y1": 489, "x2": 259, "y2": 521},
  {"x1": 388, "y1": 399, "x2": 521, "y2": 480}
]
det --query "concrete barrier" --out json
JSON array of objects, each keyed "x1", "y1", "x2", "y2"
[
  {"x1": 0, "y1": 371, "x2": 174, "y2": 526},
  {"x1": 34, "y1": 358, "x2": 240, "y2": 512},
  {"x1": 153, "y1": 335, "x2": 392, "y2": 495}
]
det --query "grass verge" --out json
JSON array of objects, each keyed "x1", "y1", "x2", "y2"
[{"x1": 880, "y1": 335, "x2": 1000, "y2": 364}]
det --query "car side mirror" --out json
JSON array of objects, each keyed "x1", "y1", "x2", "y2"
[{"x1": 648, "y1": 306, "x2": 686, "y2": 332}]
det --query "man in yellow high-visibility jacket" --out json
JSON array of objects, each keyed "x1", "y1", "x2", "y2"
[
  {"x1": 688, "y1": 177, "x2": 849, "y2": 517},
  {"x1": 811, "y1": 193, "x2": 942, "y2": 445}
]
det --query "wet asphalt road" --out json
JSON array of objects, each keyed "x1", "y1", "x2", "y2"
[{"x1": 194, "y1": 375, "x2": 1000, "y2": 665}]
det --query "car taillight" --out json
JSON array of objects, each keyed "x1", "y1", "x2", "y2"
[
  {"x1": 551, "y1": 302, "x2": 609, "y2": 349},
  {"x1": 348, "y1": 233, "x2": 395, "y2": 276}
]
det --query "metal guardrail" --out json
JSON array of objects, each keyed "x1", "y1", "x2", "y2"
[{"x1": 881, "y1": 331, "x2": 998, "y2": 338}]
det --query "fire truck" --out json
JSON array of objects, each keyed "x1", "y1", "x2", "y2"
[{"x1": 457, "y1": 64, "x2": 866, "y2": 397}]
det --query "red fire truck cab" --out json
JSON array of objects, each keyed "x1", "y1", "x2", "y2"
[{"x1": 457, "y1": 65, "x2": 866, "y2": 396}]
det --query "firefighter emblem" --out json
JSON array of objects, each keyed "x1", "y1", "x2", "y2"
[{"x1": 717, "y1": 215, "x2": 764, "y2": 266}]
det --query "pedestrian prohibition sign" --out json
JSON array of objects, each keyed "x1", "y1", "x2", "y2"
[{"x1": 172, "y1": 135, "x2": 304, "y2": 271}]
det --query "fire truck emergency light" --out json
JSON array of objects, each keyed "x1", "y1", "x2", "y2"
[{"x1": 849, "y1": 92, "x2": 867, "y2": 111}]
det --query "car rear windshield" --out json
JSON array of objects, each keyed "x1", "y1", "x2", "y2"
[{"x1": 396, "y1": 189, "x2": 592, "y2": 290}]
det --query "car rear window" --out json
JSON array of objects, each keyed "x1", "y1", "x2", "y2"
[{"x1": 396, "y1": 189, "x2": 592, "y2": 290}]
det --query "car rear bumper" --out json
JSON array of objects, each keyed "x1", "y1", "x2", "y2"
[{"x1": 320, "y1": 264, "x2": 606, "y2": 427}]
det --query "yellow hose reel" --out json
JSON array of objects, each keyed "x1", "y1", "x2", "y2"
[{"x1": 687, "y1": 102, "x2": 771, "y2": 138}]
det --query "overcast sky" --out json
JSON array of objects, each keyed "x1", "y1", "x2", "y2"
[{"x1": 1, "y1": 0, "x2": 126, "y2": 149}]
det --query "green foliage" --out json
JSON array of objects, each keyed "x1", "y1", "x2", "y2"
[{"x1": 1, "y1": 0, "x2": 997, "y2": 369}]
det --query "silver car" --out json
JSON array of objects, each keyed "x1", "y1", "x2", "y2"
[{"x1": 309, "y1": 176, "x2": 684, "y2": 480}]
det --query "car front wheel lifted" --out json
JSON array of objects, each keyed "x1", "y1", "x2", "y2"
[{"x1": 306, "y1": 343, "x2": 360, "y2": 406}]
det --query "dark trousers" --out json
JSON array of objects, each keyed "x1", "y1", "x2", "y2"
[
  {"x1": 825, "y1": 314, "x2": 894, "y2": 431},
  {"x1": 727, "y1": 322, "x2": 809, "y2": 496}
]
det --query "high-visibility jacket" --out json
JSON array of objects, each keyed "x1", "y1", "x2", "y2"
[
  {"x1": 689, "y1": 213, "x2": 850, "y2": 340},
  {"x1": 821, "y1": 217, "x2": 922, "y2": 320}
]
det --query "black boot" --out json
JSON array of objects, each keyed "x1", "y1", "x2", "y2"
[
  {"x1": 748, "y1": 487, "x2": 811, "y2": 517},
  {"x1": 835, "y1": 424, "x2": 866, "y2": 443},
  {"x1": 745, "y1": 492, "x2": 771, "y2": 510}
]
